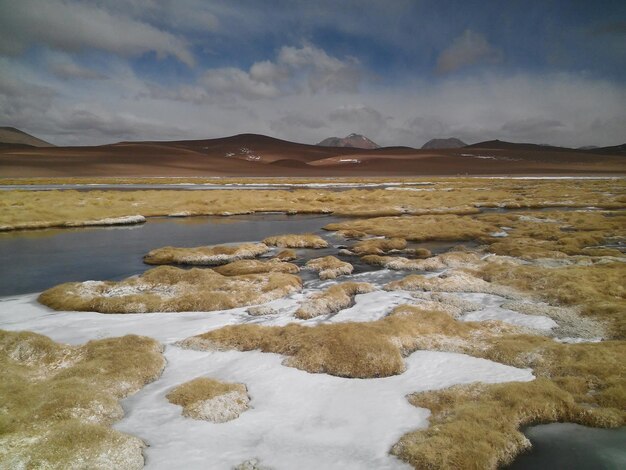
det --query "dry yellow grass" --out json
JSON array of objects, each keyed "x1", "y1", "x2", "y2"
[
  {"x1": 392, "y1": 337, "x2": 626, "y2": 469},
  {"x1": 0, "y1": 330, "x2": 165, "y2": 469},
  {"x1": 143, "y1": 242, "x2": 270, "y2": 266},
  {"x1": 351, "y1": 237, "x2": 407, "y2": 255},
  {"x1": 262, "y1": 233, "x2": 329, "y2": 248},
  {"x1": 362, "y1": 251, "x2": 482, "y2": 272},
  {"x1": 213, "y1": 259, "x2": 299, "y2": 276},
  {"x1": 325, "y1": 215, "x2": 499, "y2": 242},
  {"x1": 179, "y1": 306, "x2": 517, "y2": 378},
  {"x1": 305, "y1": 255, "x2": 353, "y2": 279},
  {"x1": 2, "y1": 178, "x2": 623, "y2": 231},
  {"x1": 384, "y1": 270, "x2": 519, "y2": 298},
  {"x1": 38, "y1": 266, "x2": 302, "y2": 313},
  {"x1": 478, "y1": 261, "x2": 626, "y2": 338},
  {"x1": 275, "y1": 248, "x2": 297, "y2": 261},
  {"x1": 166, "y1": 377, "x2": 250, "y2": 422},
  {"x1": 294, "y1": 282, "x2": 374, "y2": 319},
  {"x1": 477, "y1": 211, "x2": 626, "y2": 259}
]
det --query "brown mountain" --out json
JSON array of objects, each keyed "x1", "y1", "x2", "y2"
[
  {"x1": 0, "y1": 133, "x2": 624, "y2": 177},
  {"x1": 316, "y1": 133, "x2": 379, "y2": 149},
  {"x1": 0, "y1": 127, "x2": 54, "y2": 148}
]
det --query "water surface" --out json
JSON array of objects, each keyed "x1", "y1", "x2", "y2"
[{"x1": 508, "y1": 423, "x2": 626, "y2": 470}]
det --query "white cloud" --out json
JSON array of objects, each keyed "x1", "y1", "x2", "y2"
[
  {"x1": 436, "y1": 30, "x2": 502, "y2": 74},
  {"x1": 159, "y1": 44, "x2": 362, "y2": 103},
  {"x1": 0, "y1": 0, "x2": 195, "y2": 66},
  {"x1": 47, "y1": 55, "x2": 108, "y2": 80}
]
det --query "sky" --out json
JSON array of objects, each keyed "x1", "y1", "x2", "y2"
[{"x1": 0, "y1": 0, "x2": 625, "y2": 148}]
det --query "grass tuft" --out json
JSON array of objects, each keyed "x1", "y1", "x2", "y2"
[
  {"x1": 351, "y1": 237, "x2": 407, "y2": 255},
  {"x1": 294, "y1": 282, "x2": 374, "y2": 319},
  {"x1": 262, "y1": 233, "x2": 329, "y2": 248},
  {"x1": 213, "y1": 259, "x2": 299, "y2": 276},
  {"x1": 305, "y1": 256, "x2": 353, "y2": 279},
  {"x1": 166, "y1": 377, "x2": 249, "y2": 422},
  {"x1": 38, "y1": 266, "x2": 302, "y2": 313},
  {"x1": 0, "y1": 330, "x2": 165, "y2": 469},
  {"x1": 143, "y1": 242, "x2": 270, "y2": 266}
]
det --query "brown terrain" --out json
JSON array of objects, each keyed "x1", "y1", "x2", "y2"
[{"x1": 0, "y1": 132, "x2": 624, "y2": 177}]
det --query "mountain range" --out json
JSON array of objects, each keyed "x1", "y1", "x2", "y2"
[
  {"x1": 316, "y1": 133, "x2": 380, "y2": 149},
  {"x1": 0, "y1": 127, "x2": 54, "y2": 148},
  {"x1": 0, "y1": 129, "x2": 624, "y2": 177}
]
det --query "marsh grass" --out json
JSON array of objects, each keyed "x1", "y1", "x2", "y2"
[
  {"x1": 362, "y1": 251, "x2": 482, "y2": 271},
  {"x1": 38, "y1": 266, "x2": 302, "y2": 313},
  {"x1": 384, "y1": 270, "x2": 519, "y2": 298},
  {"x1": 179, "y1": 306, "x2": 516, "y2": 378},
  {"x1": 325, "y1": 215, "x2": 498, "y2": 242},
  {"x1": 213, "y1": 259, "x2": 299, "y2": 276},
  {"x1": 478, "y1": 262, "x2": 626, "y2": 338},
  {"x1": 478, "y1": 211, "x2": 626, "y2": 259},
  {"x1": 304, "y1": 256, "x2": 353, "y2": 279},
  {"x1": 392, "y1": 338, "x2": 626, "y2": 470},
  {"x1": 166, "y1": 377, "x2": 250, "y2": 422},
  {"x1": 262, "y1": 233, "x2": 329, "y2": 248},
  {"x1": 0, "y1": 330, "x2": 165, "y2": 469},
  {"x1": 275, "y1": 248, "x2": 297, "y2": 261},
  {"x1": 351, "y1": 237, "x2": 407, "y2": 255},
  {"x1": 294, "y1": 282, "x2": 374, "y2": 319},
  {"x1": 2, "y1": 179, "x2": 623, "y2": 231},
  {"x1": 143, "y1": 242, "x2": 270, "y2": 266}
]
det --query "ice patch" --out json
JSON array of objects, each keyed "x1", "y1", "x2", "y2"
[{"x1": 113, "y1": 347, "x2": 532, "y2": 470}]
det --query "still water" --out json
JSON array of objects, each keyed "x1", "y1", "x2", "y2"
[{"x1": 508, "y1": 423, "x2": 626, "y2": 470}]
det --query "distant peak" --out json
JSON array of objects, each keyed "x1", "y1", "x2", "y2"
[
  {"x1": 421, "y1": 137, "x2": 466, "y2": 149},
  {"x1": 316, "y1": 133, "x2": 379, "y2": 149},
  {"x1": 0, "y1": 127, "x2": 54, "y2": 147}
]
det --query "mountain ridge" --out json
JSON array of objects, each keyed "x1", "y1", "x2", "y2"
[{"x1": 316, "y1": 133, "x2": 380, "y2": 149}]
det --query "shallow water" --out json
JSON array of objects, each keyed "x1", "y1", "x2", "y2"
[
  {"x1": 0, "y1": 213, "x2": 350, "y2": 296},
  {"x1": 0, "y1": 182, "x2": 434, "y2": 192},
  {"x1": 507, "y1": 423, "x2": 626, "y2": 470}
]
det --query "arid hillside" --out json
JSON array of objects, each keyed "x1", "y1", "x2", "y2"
[{"x1": 0, "y1": 133, "x2": 624, "y2": 177}]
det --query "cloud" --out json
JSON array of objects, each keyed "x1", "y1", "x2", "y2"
[
  {"x1": 159, "y1": 44, "x2": 361, "y2": 103},
  {"x1": 0, "y1": 71, "x2": 57, "y2": 128},
  {"x1": 0, "y1": 0, "x2": 194, "y2": 66},
  {"x1": 328, "y1": 105, "x2": 388, "y2": 137},
  {"x1": 500, "y1": 118, "x2": 564, "y2": 138},
  {"x1": 277, "y1": 45, "x2": 361, "y2": 93},
  {"x1": 48, "y1": 59, "x2": 108, "y2": 80},
  {"x1": 436, "y1": 30, "x2": 502, "y2": 74}
]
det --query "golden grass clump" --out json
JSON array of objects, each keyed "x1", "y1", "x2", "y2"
[
  {"x1": 143, "y1": 242, "x2": 270, "y2": 265},
  {"x1": 0, "y1": 330, "x2": 165, "y2": 469},
  {"x1": 275, "y1": 248, "x2": 297, "y2": 261},
  {"x1": 179, "y1": 306, "x2": 516, "y2": 378},
  {"x1": 305, "y1": 255, "x2": 353, "y2": 280},
  {"x1": 351, "y1": 237, "x2": 407, "y2": 255},
  {"x1": 362, "y1": 251, "x2": 482, "y2": 272},
  {"x1": 38, "y1": 266, "x2": 302, "y2": 313},
  {"x1": 213, "y1": 259, "x2": 299, "y2": 276},
  {"x1": 262, "y1": 233, "x2": 329, "y2": 248},
  {"x1": 166, "y1": 377, "x2": 250, "y2": 423},
  {"x1": 324, "y1": 215, "x2": 498, "y2": 242},
  {"x1": 294, "y1": 282, "x2": 375, "y2": 319},
  {"x1": 392, "y1": 337, "x2": 626, "y2": 470},
  {"x1": 478, "y1": 211, "x2": 626, "y2": 259},
  {"x1": 477, "y1": 261, "x2": 626, "y2": 338},
  {"x1": 385, "y1": 270, "x2": 518, "y2": 298}
]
